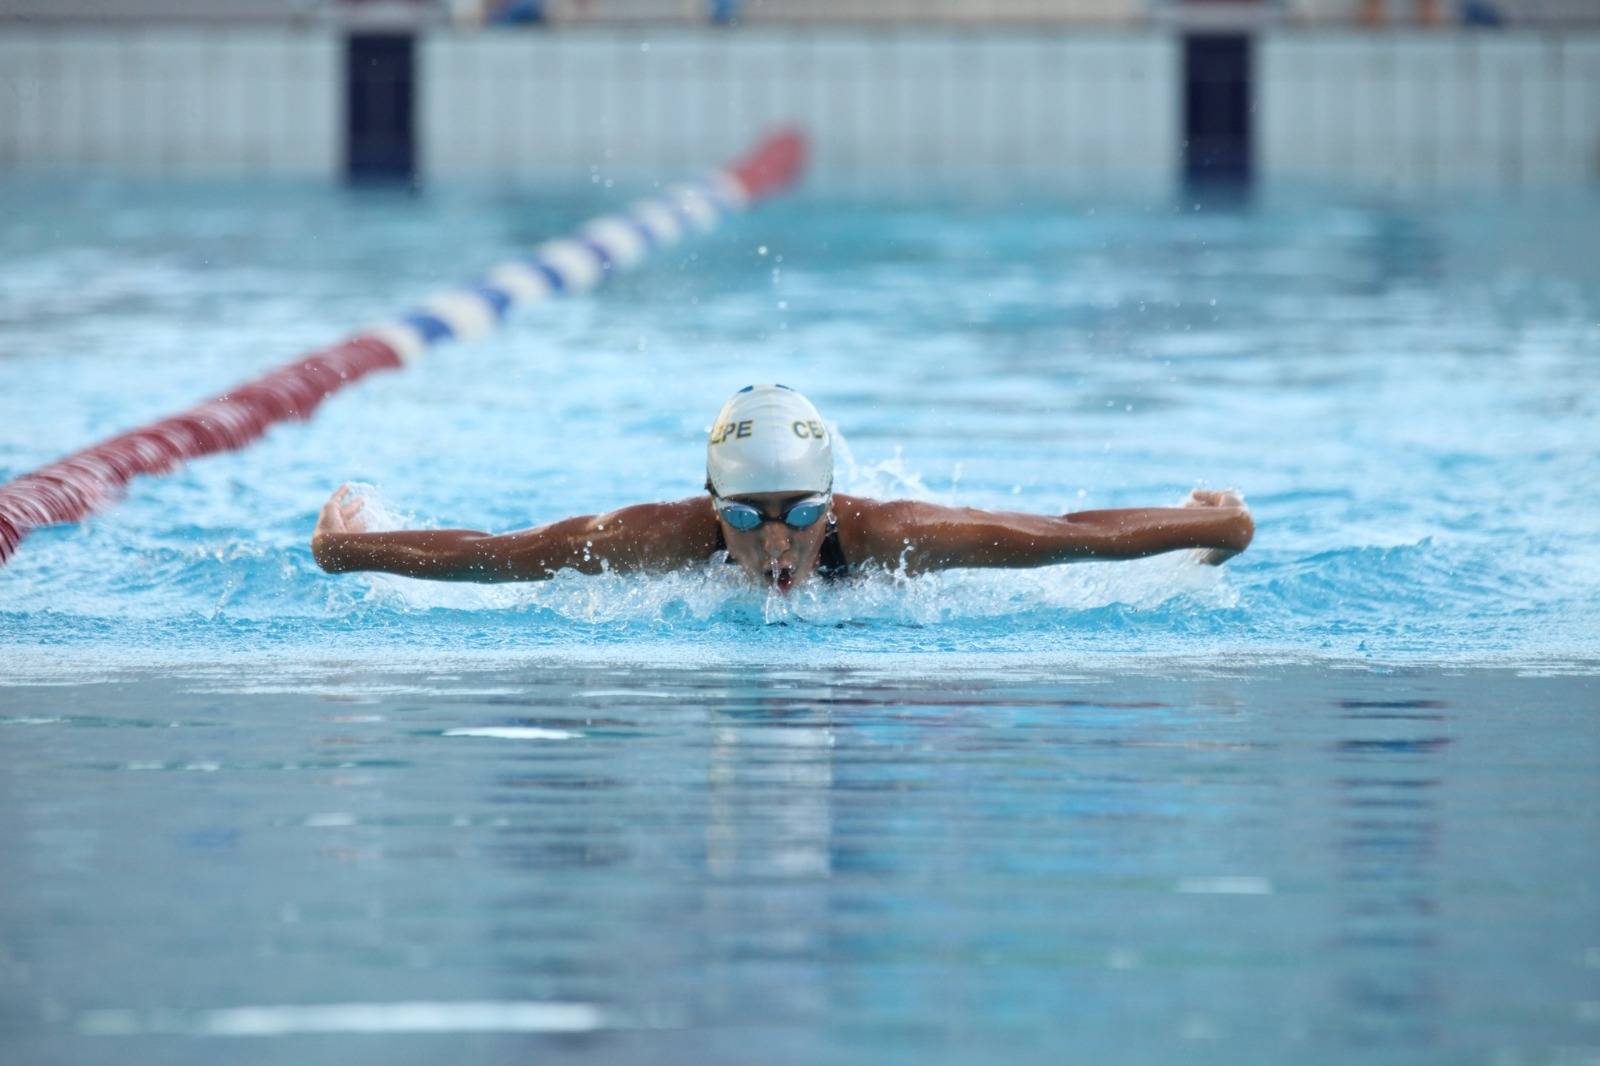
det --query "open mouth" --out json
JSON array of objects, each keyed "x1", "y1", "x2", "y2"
[{"x1": 765, "y1": 565, "x2": 796, "y2": 594}]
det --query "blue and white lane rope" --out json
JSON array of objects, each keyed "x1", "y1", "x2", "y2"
[
  {"x1": 0, "y1": 128, "x2": 808, "y2": 567},
  {"x1": 370, "y1": 170, "x2": 750, "y2": 365}
]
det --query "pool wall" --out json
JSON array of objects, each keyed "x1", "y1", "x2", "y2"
[
  {"x1": 420, "y1": 29, "x2": 1180, "y2": 193},
  {"x1": 0, "y1": 27, "x2": 342, "y2": 178},
  {"x1": 0, "y1": 24, "x2": 1596, "y2": 193},
  {"x1": 1259, "y1": 31, "x2": 1600, "y2": 192}
]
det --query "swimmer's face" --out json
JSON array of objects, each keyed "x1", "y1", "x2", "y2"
[{"x1": 715, "y1": 491, "x2": 833, "y2": 595}]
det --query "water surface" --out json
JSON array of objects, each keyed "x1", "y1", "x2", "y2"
[
  {"x1": 1, "y1": 180, "x2": 1597, "y2": 666},
  {"x1": 2, "y1": 179, "x2": 1598, "y2": 1064},
  {"x1": 2, "y1": 661, "x2": 1597, "y2": 1065}
]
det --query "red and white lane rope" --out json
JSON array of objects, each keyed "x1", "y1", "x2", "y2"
[{"x1": 0, "y1": 128, "x2": 807, "y2": 568}]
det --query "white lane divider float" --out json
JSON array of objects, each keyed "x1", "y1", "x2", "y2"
[{"x1": 0, "y1": 129, "x2": 807, "y2": 568}]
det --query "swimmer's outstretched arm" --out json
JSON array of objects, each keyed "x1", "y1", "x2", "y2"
[
  {"x1": 844, "y1": 489, "x2": 1254, "y2": 573},
  {"x1": 311, "y1": 486, "x2": 719, "y2": 582}
]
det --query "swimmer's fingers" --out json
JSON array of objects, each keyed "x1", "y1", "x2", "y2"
[
  {"x1": 340, "y1": 495, "x2": 369, "y2": 533},
  {"x1": 316, "y1": 485, "x2": 361, "y2": 534},
  {"x1": 314, "y1": 496, "x2": 340, "y2": 535},
  {"x1": 1185, "y1": 488, "x2": 1244, "y2": 509}
]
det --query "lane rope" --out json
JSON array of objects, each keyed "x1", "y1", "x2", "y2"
[{"x1": 0, "y1": 129, "x2": 807, "y2": 568}]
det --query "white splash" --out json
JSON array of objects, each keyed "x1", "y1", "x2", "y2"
[
  {"x1": 443, "y1": 727, "x2": 580, "y2": 740},
  {"x1": 79, "y1": 1000, "x2": 610, "y2": 1036}
]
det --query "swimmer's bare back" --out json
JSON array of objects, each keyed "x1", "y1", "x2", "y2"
[{"x1": 312, "y1": 486, "x2": 1253, "y2": 584}]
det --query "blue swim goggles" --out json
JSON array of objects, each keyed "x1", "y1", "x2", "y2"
[{"x1": 713, "y1": 493, "x2": 831, "y2": 532}]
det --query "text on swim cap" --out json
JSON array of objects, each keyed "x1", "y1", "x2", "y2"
[
  {"x1": 709, "y1": 421, "x2": 753, "y2": 445},
  {"x1": 710, "y1": 420, "x2": 826, "y2": 444}
]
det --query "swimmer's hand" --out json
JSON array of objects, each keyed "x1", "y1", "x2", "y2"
[
  {"x1": 312, "y1": 484, "x2": 369, "y2": 553},
  {"x1": 1184, "y1": 489, "x2": 1251, "y2": 565}
]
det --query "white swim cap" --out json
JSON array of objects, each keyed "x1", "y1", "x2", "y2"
[{"x1": 705, "y1": 384, "x2": 833, "y2": 497}]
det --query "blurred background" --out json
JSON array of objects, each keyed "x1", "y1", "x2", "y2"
[{"x1": 0, "y1": 0, "x2": 1595, "y2": 196}]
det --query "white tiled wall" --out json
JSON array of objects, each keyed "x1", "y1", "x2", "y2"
[
  {"x1": 1284, "y1": 0, "x2": 1600, "y2": 25},
  {"x1": 6, "y1": 25, "x2": 1595, "y2": 195},
  {"x1": 1259, "y1": 31, "x2": 1600, "y2": 193},
  {"x1": 419, "y1": 28, "x2": 1181, "y2": 197},
  {"x1": 540, "y1": 0, "x2": 1148, "y2": 24},
  {"x1": 0, "y1": 27, "x2": 341, "y2": 176}
]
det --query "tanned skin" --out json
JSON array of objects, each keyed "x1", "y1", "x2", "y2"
[{"x1": 312, "y1": 485, "x2": 1254, "y2": 593}]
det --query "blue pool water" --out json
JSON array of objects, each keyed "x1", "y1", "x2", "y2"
[
  {"x1": 1, "y1": 179, "x2": 1598, "y2": 1064},
  {"x1": 1, "y1": 180, "x2": 1597, "y2": 669},
  {"x1": 2, "y1": 662, "x2": 1597, "y2": 1066}
]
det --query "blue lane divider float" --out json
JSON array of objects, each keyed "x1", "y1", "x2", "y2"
[
  {"x1": 382, "y1": 178, "x2": 724, "y2": 357},
  {"x1": 0, "y1": 129, "x2": 808, "y2": 567}
]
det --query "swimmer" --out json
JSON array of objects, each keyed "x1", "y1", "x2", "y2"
[{"x1": 312, "y1": 384, "x2": 1254, "y2": 593}]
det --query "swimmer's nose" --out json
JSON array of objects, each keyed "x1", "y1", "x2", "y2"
[{"x1": 759, "y1": 521, "x2": 792, "y2": 557}]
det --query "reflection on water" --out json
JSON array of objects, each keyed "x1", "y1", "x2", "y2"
[
  {"x1": 0, "y1": 662, "x2": 1595, "y2": 1065},
  {"x1": 1331, "y1": 696, "x2": 1449, "y2": 1052}
]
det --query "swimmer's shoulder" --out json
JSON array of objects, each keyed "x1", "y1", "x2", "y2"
[
  {"x1": 589, "y1": 495, "x2": 715, "y2": 527},
  {"x1": 831, "y1": 494, "x2": 920, "y2": 569},
  {"x1": 588, "y1": 495, "x2": 719, "y2": 564}
]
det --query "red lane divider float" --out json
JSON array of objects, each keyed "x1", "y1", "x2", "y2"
[{"x1": 0, "y1": 128, "x2": 808, "y2": 568}]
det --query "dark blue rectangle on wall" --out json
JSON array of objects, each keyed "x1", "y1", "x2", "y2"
[
  {"x1": 346, "y1": 34, "x2": 416, "y2": 183},
  {"x1": 1184, "y1": 34, "x2": 1252, "y2": 188}
]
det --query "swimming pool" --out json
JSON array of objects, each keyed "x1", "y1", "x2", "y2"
[
  {"x1": 1, "y1": 178, "x2": 1598, "y2": 1063},
  {"x1": 3, "y1": 180, "x2": 1598, "y2": 667}
]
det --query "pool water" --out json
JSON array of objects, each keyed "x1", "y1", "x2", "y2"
[
  {"x1": 3, "y1": 662, "x2": 1597, "y2": 1065},
  {"x1": 1, "y1": 177, "x2": 1598, "y2": 1063},
  {"x1": 2, "y1": 180, "x2": 1597, "y2": 666}
]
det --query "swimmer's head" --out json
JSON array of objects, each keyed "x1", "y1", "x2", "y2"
[
  {"x1": 705, "y1": 384, "x2": 832, "y2": 498},
  {"x1": 706, "y1": 385, "x2": 834, "y2": 594}
]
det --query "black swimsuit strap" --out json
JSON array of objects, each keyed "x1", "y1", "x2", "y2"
[
  {"x1": 711, "y1": 521, "x2": 850, "y2": 580},
  {"x1": 814, "y1": 523, "x2": 849, "y2": 579}
]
